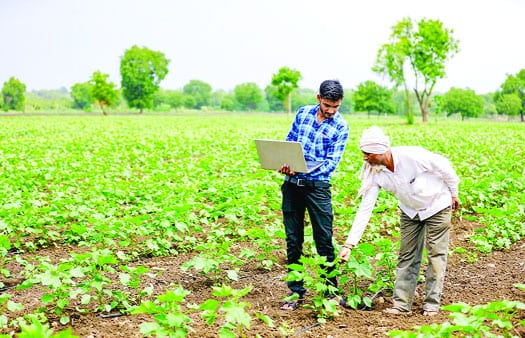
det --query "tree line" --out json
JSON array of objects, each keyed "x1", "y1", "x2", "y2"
[{"x1": 2, "y1": 17, "x2": 524, "y2": 122}]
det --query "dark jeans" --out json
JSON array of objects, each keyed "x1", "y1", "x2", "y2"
[{"x1": 281, "y1": 180, "x2": 337, "y2": 296}]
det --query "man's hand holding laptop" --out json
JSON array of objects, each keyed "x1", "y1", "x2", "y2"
[{"x1": 278, "y1": 163, "x2": 296, "y2": 176}]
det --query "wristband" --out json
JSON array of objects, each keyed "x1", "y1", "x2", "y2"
[{"x1": 343, "y1": 244, "x2": 353, "y2": 249}]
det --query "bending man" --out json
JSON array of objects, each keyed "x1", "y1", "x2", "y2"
[{"x1": 339, "y1": 126, "x2": 460, "y2": 316}]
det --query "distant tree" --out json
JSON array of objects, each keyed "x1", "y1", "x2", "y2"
[
  {"x1": 120, "y1": 45, "x2": 169, "y2": 113},
  {"x1": 234, "y1": 82, "x2": 263, "y2": 111},
  {"x1": 70, "y1": 82, "x2": 93, "y2": 110},
  {"x1": 2, "y1": 76, "x2": 26, "y2": 111},
  {"x1": 373, "y1": 17, "x2": 459, "y2": 123},
  {"x1": 264, "y1": 85, "x2": 285, "y2": 112},
  {"x1": 271, "y1": 66, "x2": 301, "y2": 114},
  {"x1": 353, "y1": 80, "x2": 394, "y2": 116},
  {"x1": 153, "y1": 89, "x2": 184, "y2": 110},
  {"x1": 480, "y1": 93, "x2": 497, "y2": 117},
  {"x1": 439, "y1": 87, "x2": 483, "y2": 120},
  {"x1": 24, "y1": 89, "x2": 72, "y2": 112},
  {"x1": 182, "y1": 80, "x2": 212, "y2": 109},
  {"x1": 211, "y1": 90, "x2": 227, "y2": 108},
  {"x1": 291, "y1": 88, "x2": 316, "y2": 113},
  {"x1": 89, "y1": 71, "x2": 119, "y2": 115},
  {"x1": 220, "y1": 93, "x2": 237, "y2": 111},
  {"x1": 495, "y1": 93, "x2": 521, "y2": 120},
  {"x1": 495, "y1": 69, "x2": 525, "y2": 122},
  {"x1": 340, "y1": 89, "x2": 353, "y2": 114},
  {"x1": 182, "y1": 95, "x2": 196, "y2": 109}
]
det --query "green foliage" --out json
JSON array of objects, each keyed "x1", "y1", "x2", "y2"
[
  {"x1": 353, "y1": 80, "x2": 395, "y2": 115},
  {"x1": 24, "y1": 89, "x2": 73, "y2": 112},
  {"x1": 89, "y1": 71, "x2": 119, "y2": 115},
  {"x1": 153, "y1": 89, "x2": 184, "y2": 111},
  {"x1": 17, "y1": 318, "x2": 79, "y2": 338},
  {"x1": 439, "y1": 87, "x2": 483, "y2": 120},
  {"x1": 120, "y1": 45, "x2": 169, "y2": 112},
  {"x1": 200, "y1": 284, "x2": 254, "y2": 338},
  {"x1": 182, "y1": 79, "x2": 212, "y2": 109},
  {"x1": 234, "y1": 82, "x2": 263, "y2": 111},
  {"x1": 271, "y1": 66, "x2": 301, "y2": 114},
  {"x1": 291, "y1": 88, "x2": 316, "y2": 113},
  {"x1": 0, "y1": 115, "x2": 523, "y2": 336},
  {"x1": 388, "y1": 300, "x2": 525, "y2": 337},
  {"x1": 131, "y1": 286, "x2": 193, "y2": 338},
  {"x1": 285, "y1": 255, "x2": 342, "y2": 321},
  {"x1": 374, "y1": 17, "x2": 459, "y2": 122},
  {"x1": 495, "y1": 68, "x2": 525, "y2": 121},
  {"x1": 338, "y1": 243, "x2": 375, "y2": 309},
  {"x1": 495, "y1": 93, "x2": 522, "y2": 118},
  {"x1": 264, "y1": 85, "x2": 285, "y2": 112},
  {"x1": 2, "y1": 76, "x2": 26, "y2": 111},
  {"x1": 70, "y1": 82, "x2": 93, "y2": 110},
  {"x1": 220, "y1": 93, "x2": 238, "y2": 111}
]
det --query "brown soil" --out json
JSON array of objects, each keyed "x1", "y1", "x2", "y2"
[{"x1": 2, "y1": 217, "x2": 524, "y2": 338}]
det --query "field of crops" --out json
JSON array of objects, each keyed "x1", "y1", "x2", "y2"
[{"x1": 0, "y1": 113, "x2": 524, "y2": 337}]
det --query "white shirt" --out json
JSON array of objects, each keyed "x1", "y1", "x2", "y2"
[{"x1": 345, "y1": 146, "x2": 460, "y2": 246}]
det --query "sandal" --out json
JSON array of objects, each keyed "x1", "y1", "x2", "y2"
[
  {"x1": 329, "y1": 295, "x2": 351, "y2": 309},
  {"x1": 280, "y1": 292, "x2": 304, "y2": 311},
  {"x1": 423, "y1": 310, "x2": 438, "y2": 316},
  {"x1": 383, "y1": 307, "x2": 412, "y2": 315}
]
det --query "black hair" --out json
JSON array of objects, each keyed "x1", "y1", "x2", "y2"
[{"x1": 319, "y1": 80, "x2": 344, "y2": 101}]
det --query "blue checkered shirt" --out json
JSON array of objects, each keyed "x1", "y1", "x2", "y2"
[{"x1": 286, "y1": 104, "x2": 349, "y2": 181}]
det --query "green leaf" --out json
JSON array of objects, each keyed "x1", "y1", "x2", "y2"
[
  {"x1": 7, "y1": 300, "x2": 23, "y2": 312},
  {"x1": 59, "y1": 315, "x2": 70, "y2": 325},
  {"x1": 222, "y1": 301, "x2": 251, "y2": 329}
]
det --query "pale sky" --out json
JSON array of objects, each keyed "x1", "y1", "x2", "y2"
[{"x1": 1, "y1": 0, "x2": 523, "y2": 94}]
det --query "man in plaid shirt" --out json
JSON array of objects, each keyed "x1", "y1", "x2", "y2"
[{"x1": 278, "y1": 80, "x2": 349, "y2": 310}]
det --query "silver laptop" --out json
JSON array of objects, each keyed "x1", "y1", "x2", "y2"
[{"x1": 254, "y1": 139, "x2": 324, "y2": 173}]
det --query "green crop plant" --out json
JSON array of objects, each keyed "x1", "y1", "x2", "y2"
[
  {"x1": 198, "y1": 284, "x2": 254, "y2": 338},
  {"x1": 285, "y1": 255, "x2": 342, "y2": 321},
  {"x1": 370, "y1": 238, "x2": 398, "y2": 294},
  {"x1": 0, "y1": 293, "x2": 23, "y2": 329},
  {"x1": 388, "y1": 300, "x2": 525, "y2": 337},
  {"x1": 119, "y1": 265, "x2": 154, "y2": 306},
  {"x1": 18, "y1": 258, "x2": 78, "y2": 325},
  {"x1": 131, "y1": 285, "x2": 193, "y2": 338},
  {"x1": 338, "y1": 243, "x2": 374, "y2": 310},
  {"x1": 16, "y1": 317, "x2": 79, "y2": 338}
]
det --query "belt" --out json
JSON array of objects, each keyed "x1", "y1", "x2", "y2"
[{"x1": 284, "y1": 176, "x2": 330, "y2": 188}]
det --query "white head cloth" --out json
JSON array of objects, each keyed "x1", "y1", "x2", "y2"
[
  {"x1": 359, "y1": 126, "x2": 390, "y2": 154},
  {"x1": 357, "y1": 126, "x2": 391, "y2": 197}
]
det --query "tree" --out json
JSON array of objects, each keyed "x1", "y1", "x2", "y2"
[
  {"x1": 495, "y1": 93, "x2": 522, "y2": 120},
  {"x1": 2, "y1": 77, "x2": 26, "y2": 111},
  {"x1": 440, "y1": 87, "x2": 483, "y2": 120},
  {"x1": 264, "y1": 85, "x2": 285, "y2": 112},
  {"x1": 495, "y1": 69, "x2": 525, "y2": 122},
  {"x1": 89, "y1": 71, "x2": 119, "y2": 115},
  {"x1": 120, "y1": 45, "x2": 169, "y2": 113},
  {"x1": 291, "y1": 88, "x2": 316, "y2": 113},
  {"x1": 234, "y1": 82, "x2": 263, "y2": 111},
  {"x1": 153, "y1": 89, "x2": 184, "y2": 110},
  {"x1": 271, "y1": 67, "x2": 301, "y2": 114},
  {"x1": 182, "y1": 80, "x2": 212, "y2": 109},
  {"x1": 220, "y1": 94, "x2": 237, "y2": 111},
  {"x1": 353, "y1": 80, "x2": 394, "y2": 116},
  {"x1": 70, "y1": 82, "x2": 93, "y2": 110},
  {"x1": 373, "y1": 17, "x2": 459, "y2": 123}
]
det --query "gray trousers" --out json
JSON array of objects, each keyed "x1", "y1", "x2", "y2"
[{"x1": 392, "y1": 206, "x2": 451, "y2": 312}]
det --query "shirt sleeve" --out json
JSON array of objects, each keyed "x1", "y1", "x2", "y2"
[
  {"x1": 345, "y1": 183, "x2": 380, "y2": 246},
  {"x1": 285, "y1": 107, "x2": 303, "y2": 141}
]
